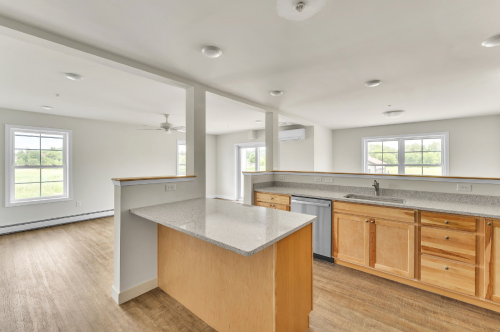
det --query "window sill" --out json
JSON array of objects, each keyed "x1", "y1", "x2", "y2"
[{"x1": 6, "y1": 196, "x2": 72, "y2": 208}]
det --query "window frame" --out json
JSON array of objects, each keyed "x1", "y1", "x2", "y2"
[
  {"x1": 361, "y1": 132, "x2": 449, "y2": 176},
  {"x1": 5, "y1": 124, "x2": 73, "y2": 207},
  {"x1": 176, "y1": 139, "x2": 186, "y2": 176}
]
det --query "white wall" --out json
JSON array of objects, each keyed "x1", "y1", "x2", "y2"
[
  {"x1": 314, "y1": 125, "x2": 334, "y2": 172},
  {"x1": 279, "y1": 126, "x2": 314, "y2": 171},
  {"x1": 0, "y1": 108, "x2": 184, "y2": 227},
  {"x1": 206, "y1": 134, "x2": 217, "y2": 197},
  {"x1": 332, "y1": 115, "x2": 500, "y2": 177}
]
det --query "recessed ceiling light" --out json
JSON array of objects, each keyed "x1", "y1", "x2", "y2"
[
  {"x1": 383, "y1": 110, "x2": 405, "y2": 118},
  {"x1": 482, "y1": 34, "x2": 500, "y2": 48},
  {"x1": 201, "y1": 46, "x2": 223, "y2": 58},
  {"x1": 270, "y1": 91, "x2": 284, "y2": 97},
  {"x1": 365, "y1": 80, "x2": 382, "y2": 87},
  {"x1": 41, "y1": 106, "x2": 53, "y2": 110},
  {"x1": 64, "y1": 73, "x2": 84, "y2": 81},
  {"x1": 255, "y1": 120, "x2": 263, "y2": 123}
]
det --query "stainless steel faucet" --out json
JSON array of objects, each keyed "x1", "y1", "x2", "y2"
[{"x1": 372, "y1": 180, "x2": 380, "y2": 196}]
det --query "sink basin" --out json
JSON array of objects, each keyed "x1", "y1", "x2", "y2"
[{"x1": 343, "y1": 194, "x2": 406, "y2": 204}]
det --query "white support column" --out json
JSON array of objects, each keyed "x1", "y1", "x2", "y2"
[
  {"x1": 265, "y1": 112, "x2": 279, "y2": 171},
  {"x1": 186, "y1": 85, "x2": 206, "y2": 196}
]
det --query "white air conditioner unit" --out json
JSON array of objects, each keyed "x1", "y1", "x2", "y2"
[{"x1": 279, "y1": 128, "x2": 306, "y2": 141}]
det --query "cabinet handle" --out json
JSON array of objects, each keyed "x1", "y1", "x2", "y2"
[
  {"x1": 445, "y1": 221, "x2": 449, "y2": 224},
  {"x1": 365, "y1": 220, "x2": 369, "y2": 223},
  {"x1": 370, "y1": 220, "x2": 375, "y2": 223},
  {"x1": 444, "y1": 266, "x2": 449, "y2": 270},
  {"x1": 445, "y1": 236, "x2": 449, "y2": 240},
  {"x1": 488, "y1": 222, "x2": 492, "y2": 226},
  {"x1": 270, "y1": 197, "x2": 274, "y2": 200}
]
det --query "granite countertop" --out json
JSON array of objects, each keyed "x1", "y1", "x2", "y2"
[
  {"x1": 255, "y1": 186, "x2": 500, "y2": 219},
  {"x1": 130, "y1": 198, "x2": 316, "y2": 257}
]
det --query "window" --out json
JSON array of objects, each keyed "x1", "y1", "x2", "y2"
[
  {"x1": 362, "y1": 133, "x2": 448, "y2": 176},
  {"x1": 177, "y1": 140, "x2": 186, "y2": 175},
  {"x1": 5, "y1": 125, "x2": 72, "y2": 207}
]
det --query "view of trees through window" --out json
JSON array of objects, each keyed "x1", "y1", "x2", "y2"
[
  {"x1": 14, "y1": 133, "x2": 65, "y2": 199},
  {"x1": 367, "y1": 138, "x2": 443, "y2": 175}
]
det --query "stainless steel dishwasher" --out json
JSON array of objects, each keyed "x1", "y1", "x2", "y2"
[{"x1": 291, "y1": 196, "x2": 333, "y2": 261}]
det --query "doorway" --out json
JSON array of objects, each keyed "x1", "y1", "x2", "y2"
[{"x1": 236, "y1": 143, "x2": 266, "y2": 200}]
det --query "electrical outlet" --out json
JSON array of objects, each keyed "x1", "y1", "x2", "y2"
[
  {"x1": 325, "y1": 177, "x2": 333, "y2": 183},
  {"x1": 76, "y1": 201, "x2": 82, "y2": 207},
  {"x1": 166, "y1": 183, "x2": 177, "y2": 191},
  {"x1": 314, "y1": 177, "x2": 322, "y2": 182},
  {"x1": 278, "y1": 175, "x2": 285, "y2": 180},
  {"x1": 457, "y1": 184, "x2": 472, "y2": 192}
]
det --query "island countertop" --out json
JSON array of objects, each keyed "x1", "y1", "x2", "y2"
[{"x1": 130, "y1": 198, "x2": 316, "y2": 256}]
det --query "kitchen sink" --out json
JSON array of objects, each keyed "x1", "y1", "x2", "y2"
[{"x1": 343, "y1": 194, "x2": 406, "y2": 204}]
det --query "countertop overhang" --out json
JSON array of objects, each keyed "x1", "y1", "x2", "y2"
[{"x1": 130, "y1": 198, "x2": 316, "y2": 256}]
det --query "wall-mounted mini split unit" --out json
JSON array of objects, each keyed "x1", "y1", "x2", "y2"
[{"x1": 279, "y1": 128, "x2": 306, "y2": 141}]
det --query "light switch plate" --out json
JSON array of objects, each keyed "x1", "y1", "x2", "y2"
[
  {"x1": 325, "y1": 177, "x2": 333, "y2": 183},
  {"x1": 456, "y1": 184, "x2": 472, "y2": 192},
  {"x1": 314, "y1": 177, "x2": 322, "y2": 182},
  {"x1": 166, "y1": 183, "x2": 177, "y2": 191},
  {"x1": 278, "y1": 175, "x2": 285, "y2": 180},
  {"x1": 76, "y1": 201, "x2": 82, "y2": 207}
]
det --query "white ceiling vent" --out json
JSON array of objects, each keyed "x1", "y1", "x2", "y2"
[{"x1": 279, "y1": 128, "x2": 306, "y2": 141}]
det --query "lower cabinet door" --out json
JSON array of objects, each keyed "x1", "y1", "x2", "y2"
[
  {"x1": 333, "y1": 213, "x2": 370, "y2": 266},
  {"x1": 486, "y1": 219, "x2": 500, "y2": 303},
  {"x1": 370, "y1": 219, "x2": 415, "y2": 278}
]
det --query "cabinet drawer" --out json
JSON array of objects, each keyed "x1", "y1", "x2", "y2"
[
  {"x1": 421, "y1": 227, "x2": 476, "y2": 264},
  {"x1": 421, "y1": 255, "x2": 476, "y2": 296},
  {"x1": 421, "y1": 212, "x2": 476, "y2": 232},
  {"x1": 334, "y1": 202, "x2": 415, "y2": 223},
  {"x1": 255, "y1": 201, "x2": 289, "y2": 211},
  {"x1": 255, "y1": 192, "x2": 290, "y2": 205}
]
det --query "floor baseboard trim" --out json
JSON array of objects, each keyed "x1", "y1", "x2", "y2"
[
  {"x1": 111, "y1": 277, "x2": 158, "y2": 305},
  {"x1": 0, "y1": 210, "x2": 114, "y2": 235}
]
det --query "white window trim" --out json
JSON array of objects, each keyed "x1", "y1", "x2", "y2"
[
  {"x1": 5, "y1": 124, "x2": 73, "y2": 207},
  {"x1": 176, "y1": 139, "x2": 186, "y2": 176},
  {"x1": 235, "y1": 142, "x2": 265, "y2": 200},
  {"x1": 361, "y1": 132, "x2": 449, "y2": 176}
]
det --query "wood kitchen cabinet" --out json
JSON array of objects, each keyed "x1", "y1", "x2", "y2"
[
  {"x1": 332, "y1": 213, "x2": 370, "y2": 266},
  {"x1": 370, "y1": 219, "x2": 415, "y2": 278},
  {"x1": 254, "y1": 192, "x2": 291, "y2": 211},
  {"x1": 485, "y1": 219, "x2": 500, "y2": 303},
  {"x1": 333, "y1": 202, "x2": 416, "y2": 278}
]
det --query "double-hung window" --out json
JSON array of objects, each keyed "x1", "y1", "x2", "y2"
[
  {"x1": 177, "y1": 140, "x2": 186, "y2": 176},
  {"x1": 5, "y1": 125, "x2": 72, "y2": 207},
  {"x1": 362, "y1": 132, "x2": 449, "y2": 176}
]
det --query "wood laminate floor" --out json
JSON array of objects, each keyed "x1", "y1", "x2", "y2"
[{"x1": 1, "y1": 217, "x2": 499, "y2": 332}]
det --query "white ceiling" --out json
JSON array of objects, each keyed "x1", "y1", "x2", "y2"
[
  {"x1": 0, "y1": 34, "x2": 299, "y2": 135},
  {"x1": 0, "y1": 1, "x2": 500, "y2": 129}
]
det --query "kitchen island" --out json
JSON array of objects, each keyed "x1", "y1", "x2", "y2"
[{"x1": 130, "y1": 198, "x2": 316, "y2": 332}]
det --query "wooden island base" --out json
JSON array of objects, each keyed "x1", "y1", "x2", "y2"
[{"x1": 157, "y1": 223, "x2": 313, "y2": 332}]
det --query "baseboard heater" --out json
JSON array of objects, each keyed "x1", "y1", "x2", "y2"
[{"x1": 0, "y1": 209, "x2": 114, "y2": 235}]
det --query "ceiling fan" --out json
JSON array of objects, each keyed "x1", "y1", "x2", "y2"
[{"x1": 138, "y1": 114, "x2": 186, "y2": 134}]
